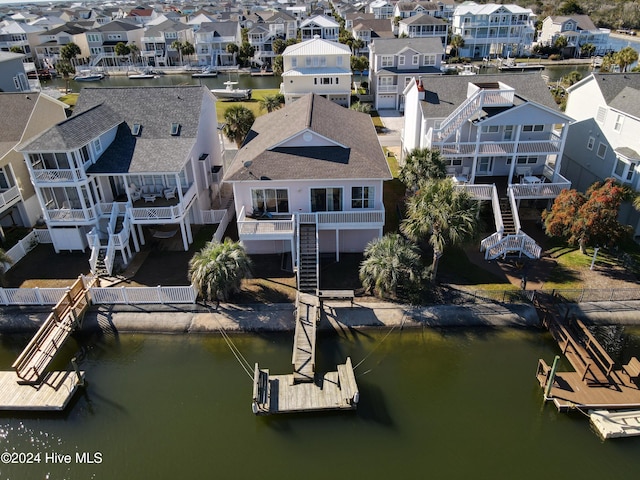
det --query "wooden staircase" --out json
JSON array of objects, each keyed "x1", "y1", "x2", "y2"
[
  {"x1": 499, "y1": 198, "x2": 517, "y2": 235},
  {"x1": 298, "y1": 223, "x2": 318, "y2": 294}
]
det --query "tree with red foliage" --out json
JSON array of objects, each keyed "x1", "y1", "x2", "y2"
[{"x1": 542, "y1": 178, "x2": 632, "y2": 253}]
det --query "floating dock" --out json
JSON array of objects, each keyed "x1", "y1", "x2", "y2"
[
  {"x1": 252, "y1": 293, "x2": 359, "y2": 415},
  {"x1": 0, "y1": 277, "x2": 92, "y2": 411}
]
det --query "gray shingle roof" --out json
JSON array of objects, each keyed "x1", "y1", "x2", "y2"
[
  {"x1": 197, "y1": 21, "x2": 239, "y2": 36},
  {"x1": 609, "y1": 85, "x2": 640, "y2": 119},
  {"x1": 400, "y1": 14, "x2": 446, "y2": 25},
  {"x1": 0, "y1": 93, "x2": 40, "y2": 145},
  {"x1": 226, "y1": 94, "x2": 391, "y2": 182},
  {"x1": 417, "y1": 73, "x2": 560, "y2": 118},
  {"x1": 591, "y1": 73, "x2": 640, "y2": 110},
  {"x1": 372, "y1": 37, "x2": 444, "y2": 55}
]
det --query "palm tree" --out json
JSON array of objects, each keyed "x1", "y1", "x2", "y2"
[
  {"x1": 399, "y1": 148, "x2": 447, "y2": 192},
  {"x1": 0, "y1": 248, "x2": 13, "y2": 287},
  {"x1": 401, "y1": 179, "x2": 477, "y2": 281},
  {"x1": 350, "y1": 101, "x2": 371, "y2": 114},
  {"x1": 222, "y1": 105, "x2": 256, "y2": 148},
  {"x1": 60, "y1": 42, "x2": 81, "y2": 67},
  {"x1": 171, "y1": 40, "x2": 184, "y2": 66},
  {"x1": 580, "y1": 43, "x2": 595, "y2": 58},
  {"x1": 259, "y1": 94, "x2": 284, "y2": 113},
  {"x1": 181, "y1": 41, "x2": 195, "y2": 65},
  {"x1": 189, "y1": 238, "x2": 252, "y2": 305},
  {"x1": 55, "y1": 59, "x2": 75, "y2": 93},
  {"x1": 359, "y1": 233, "x2": 423, "y2": 299},
  {"x1": 128, "y1": 43, "x2": 140, "y2": 66},
  {"x1": 449, "y1": 35, "x2": 465, "y2": 58},
  {"x1": 615, "y1": 46, "x2": 639, "y2": 72},
  {"x1": 114, "y1": 42, "x2": 130, "y2": 66}
]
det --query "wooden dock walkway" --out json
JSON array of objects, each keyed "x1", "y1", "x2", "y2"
[
  {"x1": 252, "y1": 294, "x2": 359, "y2": 415},
  {"x1": 535, "y1": 293, "x2": 640, "y2": 411},
  {"x1": 292, "y1": 293, "x2": 318, "y2": 383},
  {"x1": 0, "y1": 276, "x2": 93, "y2": 411}
]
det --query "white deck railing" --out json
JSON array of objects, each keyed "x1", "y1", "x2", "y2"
[
  {"x1": 509, "y1": 181, "x2": 571, "y2": 199},
  {"x1": 0, "y1": 186, "x2": 21, "y2": 210},
  {"x1": 0, "y1": 287, "x2": 68, "y2": 305},
  {"x1": 316, "y1": 210, "x2": 384, "y2": 226},
  {"x1": 455, "y1": 184, "x2": 493, "y2": 200},
  {"x1": 237, "y1": 206, "x2": 295, "y2": 237},
  {"x1": 90, "y1": 285, "x2": 197, "y2": 304},
  {"x1": 32, "y1": 168, "x2": 84, "y2": 183}
]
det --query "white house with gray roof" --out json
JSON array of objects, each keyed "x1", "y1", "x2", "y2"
[
  {"x1": 398, "y1": 13, "x2": 448, "y2": 45},
  {"x1": 562, "y1": 73, "x2": 640, "y2": 237},
  {"x1": 192, "y1": 21, "x2": 240, "y2": 68},
  {"x1": 299, "y1": 15, "x2": 340, "y2": 41},
  {"x1": 86, "y1": 20, "x2": 144, "y2": 67},
  {"x1": 281, "y1": 37, "x2": 352, "y2": 106},
  {"x1": 402, "y1": 73, "x2": 572, "y2": 259},
  {"x1": 538, "y1": 15, "x2": 610, "y2": 57},
  {"x1": 369, "y1": 37, "x2": 444, "y2": 110},
  {"x1": 225, "y1": 93, "x2": 391, "y2": 292},
  {"x1": 17, "y1": 86, "x2": 225, "y2": 276},
  {"x1": 140, "y1": 19, "x2": 195, "y2": 67},
  {"x1": 452, "y1": 3, "x2": 536, "y2": 58}
]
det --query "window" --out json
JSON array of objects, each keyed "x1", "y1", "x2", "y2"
[
  {"x1": 291, "y1": 57, "x2": 297, "y2": 67},
  {"x1": 398, "y1": 56, "x2": 405, "y2": 66},
  {"x1": 313, "y1": 57, "x2": 319, "y2": 67},
  {"x1": 503, "y1": 125, "x2": 514, "y2": 141},
  {"x1": 597, "y1": 142, "x2": 607, "y2": 159},
  {"x1": 251, "y1": 188, "x2": 289, "y2": 213},
  {"x1": 412, "y1": 54, "x2": 419, "y2": 65},
  {"x1": 352, "y1": 186, "x2": 374, "y2": 209},
  {"x1": 481, "y1": 125, "x2": 499, "y2": 133},
  {"x1": 305, "y1": 57, "x2": 312, "y2": 67},
  {"x1": 170, "y1": 123, "x2": 180, "y2": 136},
  {"x1": 613, "y1": 158, "x2": 637, "y2": 183},
  {"x1": 87, "y1": 34, "x2": 100, "y2": 42},
  {"x1": 336, "y1": 56, "x2": 343, "y2": 67},
  {"x1": 320, "y1": 56, "x2": 326, "y2": 67},
  {"x1": 311, "y1": 188, "x2": 342, "y2": 212},
  {"x1": 381, "y1": 55, "x2": 393, "y2": 67},
  {"x1": 445, "y1": 158, "x2": 463, "y2": 166},
  {"x1": 93, "y1": 138, "x2": 102, "y2": 153},
  {"x1": 132, "y1": 124, "x2": 141, "y2": 136},
  {"x1": 423, "y1": 54, "x2": 436, "y2": 66},
  {"x1": 522, "y1": 125, "x2": 544, "y2": 132},
  {"x1": 596, "y1": 106, "x2": 607, "y2": 124},
  {"x1": 614, "y1": 114, "x2": 624, "y2": 132},
  {"x1": 321, "y1": 77, "x2": 332, "y2": 84},
  {"x1": 587, "y1": 136, "x2": 595, "y2": 150},
  {"x1": 517, "y1": 156, "x2": 538, "y2": 164}
]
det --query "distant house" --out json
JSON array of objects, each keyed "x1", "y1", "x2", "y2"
[
  {"x1": 17, "y1": 86, "x2": 226, "y2": 275},
  {"x1": 0, "y1": 92, "x2": 68, "y2": 229},
  {"x1": 300, "y1": 15, "x2": 340, "y2": 41},
  {"x1": 350, "y1": 18, "x2": 395, "y2": 55},
  {"x1": 0, "y1": 52, "x2": 29, "y2": 92},
  {"x1": 224, "y1": 93, "x2": 391, "y2": 291},
  {"x1": 140, "y1": 19, "x2": 194, "y2": 67},
  {"x1": 398, "y1": 13, "x2": 448, "y2": 47},
  {"x1": 538, "y1": 15, "x2": 611, "y2": 57},
  {"x1": 247, "y1": 11, "x2": 297, "y2": 67},
  {"x1": 281, "y1": 37, "x2": 352, "y2": 107},
  {"x1": 369, "y1": 37, "x2": 443, "y2": 110},
  {"x1": 451, "y1": 2, "x2": 536, "y2": 58},
  {"x1": 84, "y1": 20, "x2": 144, "y2": 67},
  {"x1": 402, "y1": 73, "x2": 572, "y2": 259},
  {"x1": 192, "y1": 21, "x2": 241, "y2": 68},
  {"x1": 368, "y1": 0, "x2": 394, "y2": 20},
  {"x1": 34, "y1": 23, "x2": 90, "y2": 70},
  {"x1": 562, "y1": 73, "x2": 640, "y2": 237},
  {"x1": 0, "y1": 21, "x2": 44, "y2": 64}
]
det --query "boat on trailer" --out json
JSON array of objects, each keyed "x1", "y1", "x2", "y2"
[{"x1": 211, "y1": 81, "x2": 252, "y2": 100}]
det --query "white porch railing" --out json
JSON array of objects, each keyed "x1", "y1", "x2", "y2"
[
  {"x1": 509, "y1": 180, "x2": 571, "y2": 199},
  {"x1": 378, "y1": 84, "x2": 398, "y2": 93},
  {"x1": 201, "y1": 209, "x2": 227, "y2": 224},
  {"x1": 90, "y1": 285, "x2": 197, "y2": 304},
  {"x1": 508, "y1": 187, "x2": 521, "y2": 233},
  {"x1": 32, "y1": 168, "x2": 84, "y2": 183},
  {"x1": 483, "y1": 233, "x2": 541, "y2": 260},
  {"x1": 237, "y1": 206, "x2": 295, "y2": 237},
  {"x1": 436, "y1": 138, "x2": 563, "y2": 157},
  {"x1": 0, "y1": 186, "x2": 21, "y2": 210},
  {"x1": 315, "y1": 210, "x2": 384, "y2": 227},
  {"x1": 129, "y1": 204, "x2": 182, "y2": 222},
  {"x1": 454, "y1": 184, "x2": 493, "y2": 200}
]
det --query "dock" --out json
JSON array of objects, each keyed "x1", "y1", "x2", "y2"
[
  {"x1": 535, "y1": 293, "x2": 640, "y2": 413},
  {"x1": 252, "y1": 293, "x2": 359, "y2": 415},
  {"x1": 1, "y1": 277, "x2": 92, "y2": 411}
]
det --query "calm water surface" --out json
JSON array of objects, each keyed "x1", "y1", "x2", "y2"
[{"x1": 0, "y1": 327, "x2": 640, "y2": 479}]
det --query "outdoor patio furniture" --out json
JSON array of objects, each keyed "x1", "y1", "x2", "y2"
[
  {"x1": 163, "y1": 187, "x2": 177, "y2": 200},
  {"x1": 127, "y1": 183, "x2": 141, "y2": 202},
  {"x1": 143, "y1": 193, "x2": 157, "y2": 203}
]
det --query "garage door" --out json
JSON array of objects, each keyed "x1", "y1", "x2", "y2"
[{"x1": 377, "y1": 94, "x2": 396, "y2": 109}]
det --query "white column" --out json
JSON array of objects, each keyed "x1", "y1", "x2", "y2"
[
  {"x1": 335, "y1": 229, "x2": 340, "y2": 262},
  {"x1": 180, "y1": 220, "x2": 188, "y2": 251},
  {"x1": 137, "y1": 223, "x2": 145, "y2": 246}
]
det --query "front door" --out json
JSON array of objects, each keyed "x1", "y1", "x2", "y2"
[{"x1": 477, "y1": 157, "x2": 494, "y2": 175}]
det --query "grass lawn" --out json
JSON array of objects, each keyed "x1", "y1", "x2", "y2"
[
  {"x1": 59, "y1": 93, "x2": 78, "y2": 107},
  {"x1": 216, "y1": 89, "x2": 280, "y2": 123}
]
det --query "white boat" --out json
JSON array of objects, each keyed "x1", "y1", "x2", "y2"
[
  {"x1": 590, "y1": 409, "x2": 640, "y2": 439},
  {"x1": 191, "y1": 67, "x2": 218, "y2": 78},
  {"x1": 211, "y1": 81, "x2": 252, "y2": 100},
  {"x1": 128, "y1": 68, "x2": 158, "y2": 79},
  {"x1": 458, "y1": 64, "x2": 478, "y2": 76},
  {"x1": 73, "y1": 70, "x2": 104, "y2": 82}
]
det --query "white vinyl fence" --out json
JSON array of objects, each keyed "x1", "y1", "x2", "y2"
[
  {"x1": 89, "y1": 285, "x2": 197, "y2": 304},
  {"x1": 4, "y1": 229, "x2": 52, "y2": 271}
]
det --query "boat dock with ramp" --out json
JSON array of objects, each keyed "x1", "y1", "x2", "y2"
[{"x1": 252, "y1": 292, "x2": 359, "y2": 415}]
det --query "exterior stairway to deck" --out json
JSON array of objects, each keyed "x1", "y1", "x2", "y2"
[
  {"x1": 298, "y1": 223, "x2": 318, "y2": 294},
  {"x1": 292, "y1": 293, "x2": 319, "y2": 383},
  {"x1": 435, "y1": 89, "x2": 482, "y2": 141},
  {"x1": 499, "y1": 198, "x2": 516, "y2": 236}
]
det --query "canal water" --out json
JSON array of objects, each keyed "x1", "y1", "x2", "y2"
[{"x1": 1, "y1": 327, "x2": 640, "y2": 479}]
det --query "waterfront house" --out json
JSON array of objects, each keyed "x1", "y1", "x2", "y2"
[
  {"x1": 350, "y1": 18, "x2": 395, "y2": 56},
  {"x1": 140, "y1": 19, "x2": 195, "y2": 67},
  {"x1": 281, "y1": 37, "x2": 352, "y2": 106},
  {"x1": 0, "y1": 92, "x2": 68, "y2": 230},
  {"x1": 299, "y1": 15, "x2": 340, "y2": 41},
  {"x1": 562, "y1": 72, "x2": 640, "y2": 237},
  {"x1": 85, "y1": 20, "x2": 144, "y2": 68},
  {"x1": 191, "y1": 21, "x2": 240, "y2": 68},
  {"x1": 402, "y1": 73, "x2": 572, "y2": 258},
  {"x1": 397, "y1": 13, "x2": 448, "y2": 46},
  {"x1": 451, "y1": 2, "x2": 536, "y2": 58},
  {"x1": 224, "y1": 93, "x2": 391, "y2": 291},
  {"x1": 0, "y1": 20, "x2": 44, "y2": 65},
  {"x1": 368, "y1": 0, "x2": 394, "y2": 20},
  {"x1": 17, "y1": 86, "x2": 225, "y2": 275},
  {"x1": 537, "y1": 15, "x2": 611, "y2": 57},
  {"x1": 246, "y1": 11, "x2": 297, "y2": 67},
  {"x1": 33, "y1": 23, "x2": 90, "y2": 70},
  {"x1": 369, "y1": 37, "x2": 443, "y2": 110},
  {"x1": 393, "y1": 1, "x2": 456, "y2": 22}
]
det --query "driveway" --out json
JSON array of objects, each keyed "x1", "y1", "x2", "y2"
[{"x1": 376, "y1": 110, "x2": 403, "y2": 149}]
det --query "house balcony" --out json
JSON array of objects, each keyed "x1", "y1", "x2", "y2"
[
  {"x1": 377, "y1": 84, "x2": 398, "y2": 93},
  {"x1": 310, "y1": 209, "x2": 385, "y2": 229},
  {"x1": 32, "y1": 168, "x2": 86, "y2": 184},
  {"x1": 434, "y1": 136, "x2": 563, "y2": 158},
  {"x1": 127, "y1": 183, "x2": 196, "y2": 224},
  {"x1": 509, "y1": 166, "x2": 571, "y2": 200},
  {"x1": 237, "y1": 206, "x2": 295, "y2": 241},
  {"x1": 460, "y1": 34, "x2": 530, "y2": 44},
  {"x1": 0, "y1": 186, "x2": 21, "y2": 213}
]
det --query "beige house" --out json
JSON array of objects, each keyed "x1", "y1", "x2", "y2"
[
  {"x1": 281, "y1": 37, "x2": 352, "y2": 106},
  {"x1": 0, "y1": 93, "x2": 68, "y2": 229}
]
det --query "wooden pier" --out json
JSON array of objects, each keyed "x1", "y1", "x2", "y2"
[
  {"x1": 536, "y1": 294, "x2": 640, "y2": 412},
  {"x1": 252, "y1": 294, "x2": 359, "y2": 415},
  {"x1": 1, "y1": 277, "x2": 92, "y2": 411}
]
